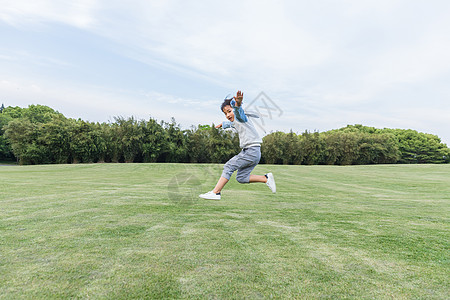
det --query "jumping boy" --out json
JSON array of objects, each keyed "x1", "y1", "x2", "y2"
[{"x1": 199, "y1": 90, "x2": 276, "y2": 200}]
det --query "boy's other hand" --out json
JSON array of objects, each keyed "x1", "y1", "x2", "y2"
[
  {"x1": 234, "y1": 90, "x2": 243, "y2": 106},
  {"x1": 215, "y1": 123, "x2": 222, "y2": 128}
]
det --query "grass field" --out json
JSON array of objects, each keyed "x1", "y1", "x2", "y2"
[{"x1": 0, "y1": 163, "x2": 449, "y2": 299}]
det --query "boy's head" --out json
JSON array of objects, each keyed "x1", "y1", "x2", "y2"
[{"x1": 221, "y1": 98, "x2": 235, "y2": 122}]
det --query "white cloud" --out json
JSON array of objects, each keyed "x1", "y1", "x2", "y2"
[
  {"x1": 0, "y1": 77, "x2": 222, "y2": 128},
  {"x1": 0, "y1": 0, "x2": 98, "y2": 28},
  {"x1": 62, "y1": 0, "x2": 335, "y2": 89},
  {"x1": 0, "y1": 49, "x2": 73, "y2": 69},
  {"x1": 4, "y1": 0, "x2": 448, "y2": 94}
]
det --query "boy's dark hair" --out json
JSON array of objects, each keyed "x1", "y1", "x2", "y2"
[{"x1": 220, "y1": 95, "x2": 233, "y2": 112}]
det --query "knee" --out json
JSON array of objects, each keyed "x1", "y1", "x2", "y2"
[
  {"x1": 236, "y1": 174, "x2": 249, "y2": 184},
  {"x1": 221, "y1": 166, "x2": 233, "y2": 181}
]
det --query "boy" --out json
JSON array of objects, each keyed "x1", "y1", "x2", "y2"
[{"x1": 199, "y1": 90, "x2": 276, "y2": 200}]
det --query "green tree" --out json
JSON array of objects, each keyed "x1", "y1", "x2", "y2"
[
  {"x1": 285, "y1": 131, "x2": 303, "y2": 165},
  {"x1": 1, "y1": 105, "x2": 64, "y2": 163},
  {"x1": 69, "y1": 120, "x2": 105, "y2": 163},
  {"x1": 300, "y1": 131, "x2": 325, "y2": 165},
  {"x1": 262, "y1": 132, "x2": 287, "y2": 164},
  {"x1": 23, "y1": 104, "x2": 62, "y2": 124},
  {"x1": 0, "y1": 108, "x2": 14, "y2": 161},
  {"x1": 161, "y1": 118, "x2": 188, "y2": 163},
  {"x1": 39, "y1": 114, "x2": 72, "y2": 164},
  {"x1": 1, "y1": 106, "x2": 25, "y2": 119},
  {"x1": 114, "y1": 117, "x2": 144, "y2": 163},
  {"x1": 186, "y1": 126, "x2": 211, "y2": 163},
  {"x1": 4, "y1": 119, "x2": 48, "y2": 165},
  {"x1": 186, "y1": 123, "x2": 239, "y2": 164},
  {"x1": 356, "y1": 133, "x2": 400, "y2": 164},
  {"x1": 0, "y1": 134, "x2": 13, "y2": 161},
  {"x1": 341, "y1": 132, "x2": 360, "y2": 165},
  {"x1": 382, "y1": 129, "x2": 448, "y2": 163},
  {"x1": 141, "y1": 118, "x2": 167, "y2": 163},
  {"x1": 0, "y1": 106, "x2": 34, "y2": 161},
  {"x1": 322, "y1": 132, "x2": 344, "y2": 165},
  {"x1": 91, "y1": 122, "x2": 109, "y2": 163}
]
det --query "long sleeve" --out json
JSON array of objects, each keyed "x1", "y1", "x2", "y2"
[
  {"x1": 231, "y1": 100, "x2": 248, "y2": 123},
  {"x1": 222, "y1": 120, "x2": 232, "y2": 129}
]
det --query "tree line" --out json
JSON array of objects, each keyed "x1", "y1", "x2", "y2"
[
  {"x1": 262, "y1": 125, "x2": 449, "y2": 165},
  {"x1": 0, "y1": 104, "x2": 449, "y2": 165}
]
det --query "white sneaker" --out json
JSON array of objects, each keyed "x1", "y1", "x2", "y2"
[
  {"x1": 266, "y1": 173, "x2": 276, "y2": 193},
  {"x1": 199, "y1": 190, "x2": 221, "y2": 200}
]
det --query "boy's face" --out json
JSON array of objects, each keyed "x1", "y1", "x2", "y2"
[{"x1": 222, "y1": 105, "x2": 235, "y2": 122}]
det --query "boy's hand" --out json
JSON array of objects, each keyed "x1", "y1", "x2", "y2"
[
  {"x1": 234, "y1": 90, "x2": 243, "y2": 107},
  {"x1": 215, "y1": 123, "x2": 222, "y2": 128}
]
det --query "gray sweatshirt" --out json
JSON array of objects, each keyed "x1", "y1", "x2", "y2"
[{"x1": 222, "y1": 101, "x2": 262, "y2": 149}]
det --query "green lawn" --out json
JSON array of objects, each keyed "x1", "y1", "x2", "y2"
[{"x1": 0, "y1": 163, "x2": 449, "y2": 299}]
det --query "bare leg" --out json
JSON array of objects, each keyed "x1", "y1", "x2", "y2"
[
  {"x1": 212, "y1": 176, "x2": 229, "y2": 193},
  {"x1": 249, "y1": 175, "x2": 268, "y2": 183}
]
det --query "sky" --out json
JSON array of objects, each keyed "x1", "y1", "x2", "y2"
[{"x1": 1, "y1": 0, "x2": 449, "y2": 144}]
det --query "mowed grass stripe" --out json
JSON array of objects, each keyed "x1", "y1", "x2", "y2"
[{"x1": 0, "y1": 164, "x2": 449, "y2": 299}]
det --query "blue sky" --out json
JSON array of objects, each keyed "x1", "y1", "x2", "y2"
[{"x1": 1, "y1": 0, "x2": 449, "y2": 144}]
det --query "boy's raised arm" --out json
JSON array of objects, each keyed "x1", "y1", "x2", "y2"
[
  {"x1": 231, "y1": 90, "x2": 248, "y2": 123},
  {"x1": 233, "y1": 90, "x2": 243, "y2": 107}
]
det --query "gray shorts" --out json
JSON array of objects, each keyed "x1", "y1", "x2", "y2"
[{"x1": 221, "y1": 146, "x2": 261, "y2": 183}]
